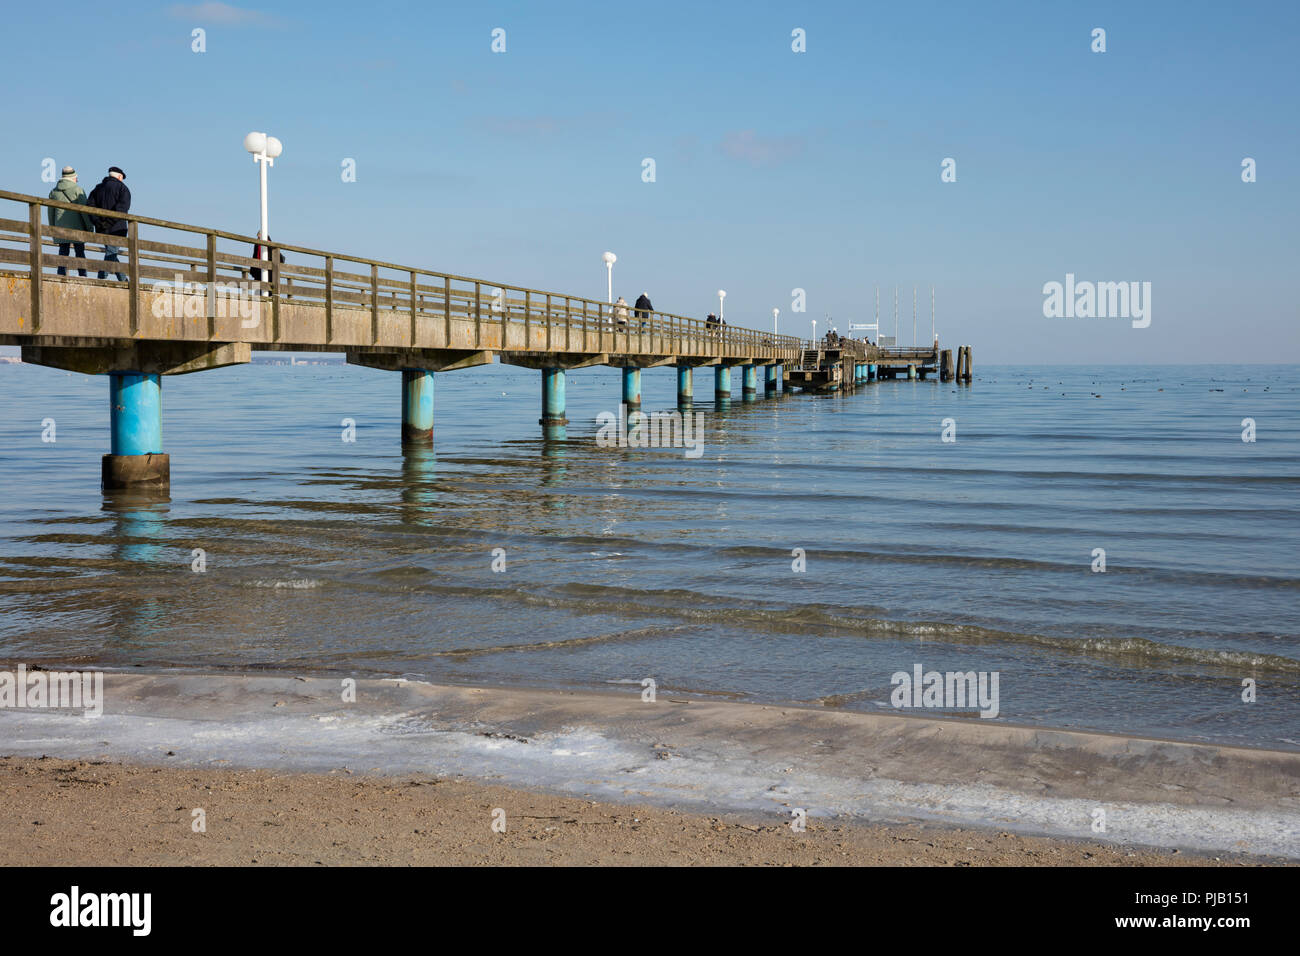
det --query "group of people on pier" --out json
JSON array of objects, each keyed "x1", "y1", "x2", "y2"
[
  {"x1": 609, "y1": 292, "x2": 654, "y2": 329},
  {"x1": 45, "y1": 165, "x2": 131, "y2": 280}
]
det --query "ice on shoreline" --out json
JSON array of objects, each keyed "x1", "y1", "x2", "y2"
[{"x1": 2, "y1": 670, "x2": 1296, "y2": 859}]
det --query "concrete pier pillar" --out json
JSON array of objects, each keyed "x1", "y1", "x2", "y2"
[
  {"x1": 868, "y1": 364, "x2": 877, "y2": 381},
  {"x1": 907, "y1": 364, "x2": 917, "y2": 380},
  {"x1": 715, "y1": 365, "x2": 731, "y2": 403},
  {"x1": 677, "y1": 365, "x2": 693, "y2": 407},
  {"x1": 401, "y1": 368, "x2": 434, "y2": 444},
  {"x1": 622, "y1": 367, "x2": 642, "y2": 410},
  {"x1": 940, "y1": 349, "x2": 954, "y2": 382},
  {"x1": 540, "y1": 367, "x2": 568, "y2": 425},
  {"x1": 963, "y1": 346, "x2": 973, "y2": 382},
  {"x1": 764, "y1": 364, "x2": 778, "y2": 394},
  {"x1": 742, "y1": 364, "x2": 757, "y2": 401},
  {"x1": 103, "y1": 372, "x2": 169, "y2": 490}
]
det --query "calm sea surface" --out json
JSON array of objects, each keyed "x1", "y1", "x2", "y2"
[{"x1": 1, "y1": 361, "x2": 1297, "y2": 750}]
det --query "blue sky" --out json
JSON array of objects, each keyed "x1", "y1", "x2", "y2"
[{"x1": 2, "y1": 0, "x2": 1296, "y2": 362}]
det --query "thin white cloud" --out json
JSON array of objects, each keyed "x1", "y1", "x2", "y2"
[{"x1": 718, "y1": 129, "x2": 806, "y2": 168}]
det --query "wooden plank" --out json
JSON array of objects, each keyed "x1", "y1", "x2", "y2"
[
  {"x1": 370, "y1": 264, "x2": 379, "y2": 344},
  {"x1": 206, "y1": 233, "x2": 217, "y2": 338},
  {"x1": 135, "y1": 236, "x2": 209, "y2": 259},
  {"x1": 127, "y1": 221, "x2": 139, "y2": 334},
  {"x1": 271, "y1": 245, "x2": 281, "y2": 342},
  {"x1": 409, "y1": 270, "x2": 417, "y2": 346},
  {"x1": 28, "y1": 204, "x2": 41, "y2": 332},
  {"x1": 0, "y1": 248, "x2": 39, "y2": 266},
  {"x1": 44, "y1": 223, "x2": 101, "y2": 244},
  {"x1": 325, "y1": 256, "x2": 333, "y2": 344}
]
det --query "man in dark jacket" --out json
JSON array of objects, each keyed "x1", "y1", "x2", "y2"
[
  {"x1": 86, "y1": 166, "x2": 130, "y2": 281},
  {"x1": 633, "y1": 292, "x2": 653, "y2": 328}
]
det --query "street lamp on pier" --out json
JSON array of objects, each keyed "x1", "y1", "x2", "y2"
[
  {"x1": 602, "y1": 251, "x2": 617, "y2": 303},
  {"x1": 243, "y1": 131, "x2": 283, "y2": 266}
]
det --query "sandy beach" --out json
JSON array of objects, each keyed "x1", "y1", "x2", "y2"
[
  {"x1": 2, "y1": 671, "x2": 1298, "y2": 864},
  {"x1": 0, "y1": 755, "x2": 1257, "y2": 866}
]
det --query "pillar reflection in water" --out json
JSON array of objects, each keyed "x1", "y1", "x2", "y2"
[
  {"x1": 101, "y1": 493, "x2": 171, "y2": 641},
  {"x1": 540, "y1": 423, "x2": 568, "y2": 496},
  {"x1": 399, "y1": 443, "x2": 438, "y2": 520}
]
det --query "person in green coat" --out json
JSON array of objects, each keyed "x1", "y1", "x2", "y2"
[{"x1": 47, "y1": 166, "x2": 93, "y2": 277}]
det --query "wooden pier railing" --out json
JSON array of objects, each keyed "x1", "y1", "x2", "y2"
[{"x1": 0, "y1": 188, "x2": 804, "y2": 362}]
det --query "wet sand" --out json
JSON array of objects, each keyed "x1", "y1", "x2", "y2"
[
  {"x1": 0, "y1": 756, "x2": 1256, "y2": 866},
  {"x1": 2, "y1": 672, "x2": 1298, "y2": 863}
]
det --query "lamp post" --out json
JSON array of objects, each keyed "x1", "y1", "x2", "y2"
[
  {"x1": 772, "y1": 307, "x2": 779, "y2": 336},
  {"x1": 717, "y1": 289, "x2": 726, "y2": 320},
  {"x1": 243, "y1": 131, "x2": 282, "y2": 264},
  {"x1": 602, "y1": 251, "x2": 617, "y2": 303},
  {"x1": 811, "y1": 318, "x2": 817, "y2": 344}
]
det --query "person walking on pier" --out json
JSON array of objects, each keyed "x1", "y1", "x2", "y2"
[
  {"x1": 47, "y1": 167, "x2": 92, "y2": 277},
  {"x1": 614, "y1": 295, "x2": 629, "y2": 328},
  {"x1": 250, "y1": 232, "x2": 285, "y2": 288},
  {"x1": 86, "y1": 166, "x2": 130, "y2": 282},
  {"x1": 634, "y1": 292, "x2": 653, "y2": 328}
]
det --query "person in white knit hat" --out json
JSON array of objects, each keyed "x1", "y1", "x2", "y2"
[{"x1": 47, "y1": 166, "x2": 93, "y2": 277}]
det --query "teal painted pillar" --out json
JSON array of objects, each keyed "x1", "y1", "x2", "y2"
[
  {"x1": 104, "y1": 372, "x2": 168, "y2": 490},
  {"x1": 857, "y1": 363, "x2": 865, "y2": 384},
  {"x1": 868, "y1": 363, "x2": 877, "y2": 381},
  {"x1": 110, "y1": 373, "x2": 162, "y2": 454},
  {"x1": 907, "y1": 364, "x2": 917, "y2": 380},
  {"x1": 677, "y1": 365, "x2": 693, "y2": 407},
  {"x1": 742, "y1": 364, "x2": 757, "y2": 401},
  {"x1": 622, "y1": 367, "x2": 642, "y2": 410},
  {"x1": 714, "y1": 365, "x2": 731, "y2": 402},
  {"x1": 401, "y1": 369, "x2": 434, "y2": 444},
  {"x1": 764, "y1": 364, "x2": 778, "y2": 394},
  {"x1": 541, "y1": 367, "x2": 568, "y2": 425}
]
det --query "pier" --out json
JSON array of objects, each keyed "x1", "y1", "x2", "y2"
[{"x1": 0, "y1": 188, "x2": 972, "y2": 490}]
